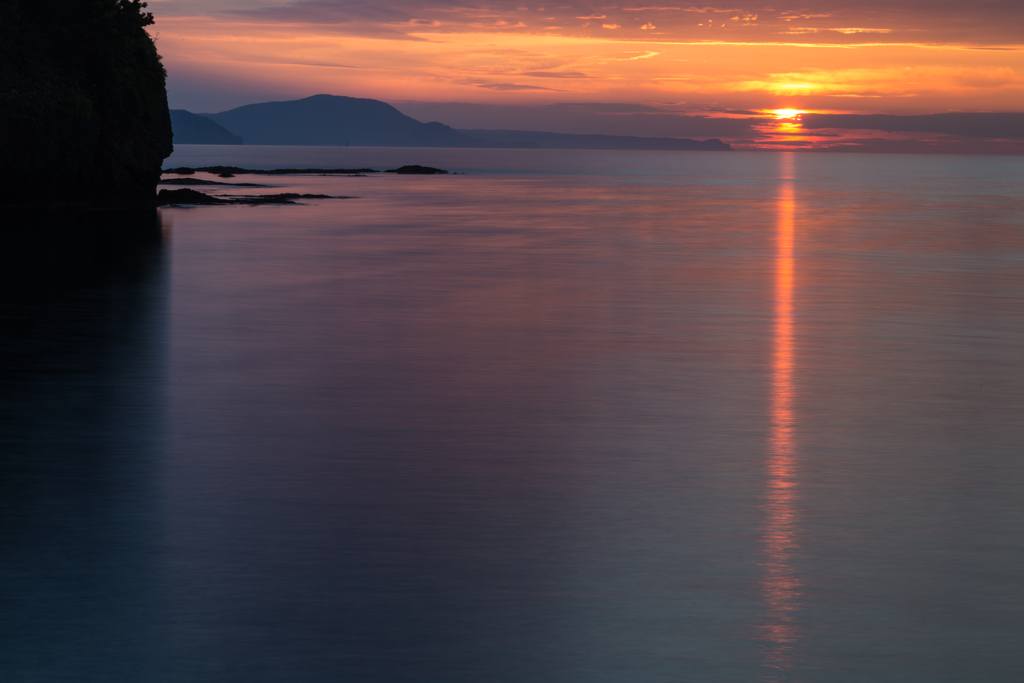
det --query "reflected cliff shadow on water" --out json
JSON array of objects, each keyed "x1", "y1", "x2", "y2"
[{"x1": 0, "y1": 209, "x2": 168, "y2": 681}]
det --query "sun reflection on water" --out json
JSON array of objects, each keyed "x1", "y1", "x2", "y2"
[{"x1": 760, "y1": 152, "x2": 802, "y2": 674}]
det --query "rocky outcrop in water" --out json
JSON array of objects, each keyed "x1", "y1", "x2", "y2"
[
  {"x1": 155, "y1": 189, "x2": 349, "y2": 206},
  {"x1": 0, "y1": 0, "x2": 173, "y2": 207}
]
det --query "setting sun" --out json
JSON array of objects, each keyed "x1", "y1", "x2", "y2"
[{"x1": 773, "y1": 109, "x2": 805, "y2": 120}]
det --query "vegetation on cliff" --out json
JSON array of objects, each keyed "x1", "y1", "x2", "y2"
[{"x1": 0, "y1": 0, "x2": 173, "y2": 207}]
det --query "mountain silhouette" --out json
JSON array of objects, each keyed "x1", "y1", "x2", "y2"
[
  {"x1": 200, "y1": 94, "x2": 492, "y2": 147},
  {"x1": 170, "y1": 110, "x2": 242, "y2": 144},
  {"x1": 461, "y1": 129, "x2": 731, "y2": 151},
  {"x1": 178, "y1": 94, "x2": 733, "y2": 151}
]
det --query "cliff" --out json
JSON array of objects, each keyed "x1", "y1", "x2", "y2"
[{"x1": 0, "y1": 0, "x2": 173, "y2": 207}]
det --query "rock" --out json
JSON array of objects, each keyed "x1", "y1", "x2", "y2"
[
  {"x1": 247, "y1": 194, "x2": 338, "y2": 203},
  {"x1": 156, "y1": 189, "x2": 352, "y2": 206},
  {"x1": 384, "y1": 165, "x2": 449, "y2": 175},
  {"x1": 160, "y1": 166, "x2": 381, "y2": 176},
  {"x1": 159, "y1": 178, "x2": 268, "y2": 187},
  {"x1": 0, "y1": 0, "x2": 174, "y2": 207},
  {"x1": 156, "y1": 189, "x2": 230, "y2": 205}
]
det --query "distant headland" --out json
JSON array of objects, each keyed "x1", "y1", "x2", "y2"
[
  {"x1": 172, "y1": 95, "x2": 732, "y2": 152},
  {"x1": 0, "y1": 0, "x2": 173, "y2": 208}
]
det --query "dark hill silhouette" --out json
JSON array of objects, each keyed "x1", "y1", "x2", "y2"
[
  {"x1": 0, "y1": 0, "x2": 172, "y2": 207},
  {"x1": 461, "y1": 129, "x2": 731, "y2": 151},
  {"x1": 183, "y1": 94, "x2": 733, "y2": 151},
  {"x1": 171, "y1": 110, "x2": 242, "y2": 145},
  {"x1": 201, "y1": 95, "x2": 494, "y2": 147}
]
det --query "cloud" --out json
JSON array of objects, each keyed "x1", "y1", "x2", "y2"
[
  {"x1": 155, "y1": 1, "x2": 1024, "y2": 117},
  {"x1": 222, "y1": 1, "x2": 408, "y2": 24},
  {"x1": 805, "y1": 137, "x2": 1024, "y2": 154},
  {"x1": 521, "y1": 71, "x2": 594, "y2": 78},
  {"x1": 778, "y1": 26, "x2": 894, "y2": 35},
  {"x1": 393, "y1": 100, "x2": 763, "y2": 138},
  {"x1": 620, "y1": 51, "x2": 660, "y2": 60},
  {"x1": 779, "y1": 12, "x2": 832, "y2": 20},
  {"x1": 830, "y1": 27, "x2": 892, "y2": 34},
  {"x1": 549, "y1": 102, "x2": 663, "y2": 112},
  {"x1": 730, "y1": 65, "x2": 1024, "y2": 99},
  {"x1": 801, "y1": 112, "x2": 1024, "y2": 139},
  {"x1": 161, "y1": 0, "x2": 1024, "y2": 48},
  {"x1": 477, "y1": 82, "x2": 557, "y2": 90}
]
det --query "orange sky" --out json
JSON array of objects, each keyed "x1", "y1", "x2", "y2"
[{"x1": 148, "y1": 1, "x2": 1024, "y2": 148}]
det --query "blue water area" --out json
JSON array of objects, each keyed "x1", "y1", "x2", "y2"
[{"x1": 2, "y1": 149, "x2": 1023, "y2": 682}]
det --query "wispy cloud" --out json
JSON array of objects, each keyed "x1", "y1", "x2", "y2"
[
  {"x1": 152, "y1": 0, "x2": 1024, "y2": 46},
  {"x1": 620, "y1": 51, "x2": 660, "y2": 60},
  {"x1": 801, "y1": 112, "x2": 1024, "y2": 138},
  {"x1": 830, "y1": 28, "x2": 893, "y2": 34},
  {"x1": 521, "y1": 71, "x2": 594, "y2": 78},
  {"x1": 476, "y1": 82, "x2": 557, "y2": 90}
]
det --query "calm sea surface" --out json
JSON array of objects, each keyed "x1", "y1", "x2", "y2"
[{"x1": 2, "y1": 147, "x2": 1023, "y2": 682}]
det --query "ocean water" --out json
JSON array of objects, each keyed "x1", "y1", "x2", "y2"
[{"x1": 2, "y1": 146, "x2": 1023, "y2": 682}]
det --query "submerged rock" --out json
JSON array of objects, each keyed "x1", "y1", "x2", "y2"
[{"x1": 0, "y1": 0, "x2": 173, "y2": 207}]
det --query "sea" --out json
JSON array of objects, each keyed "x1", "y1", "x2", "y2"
[{"x1": 1, "y1": 146, "x2": 1023, "y2": 682}]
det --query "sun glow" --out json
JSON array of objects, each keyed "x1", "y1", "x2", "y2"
[
  {"x1": 773, "y1": 109, "x2": 804, "y2": 120},
  {"x1": 153, "y1": 11, "x2": 1024, "y2": 121}
]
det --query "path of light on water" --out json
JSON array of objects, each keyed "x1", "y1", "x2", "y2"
[{"x1": 761, "y1": 152, "x2": 801, "y2": 673}]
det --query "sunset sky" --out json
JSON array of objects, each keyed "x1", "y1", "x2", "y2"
[{"x1": 149, "y1": 0, "x2": 1024, "y2": 150}]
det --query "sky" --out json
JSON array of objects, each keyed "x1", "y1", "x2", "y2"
[{"x1": 149, "y1": 0, "x2": 1024, "y2": 150}]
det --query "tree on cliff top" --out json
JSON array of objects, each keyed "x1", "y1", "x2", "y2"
[{"x1": 0, "y1": 0, "x2": 173, "y2": 207}]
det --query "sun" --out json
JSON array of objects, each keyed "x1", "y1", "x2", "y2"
[{"x1": 773, "y1": 109, "x2": 804, "y2": 120}]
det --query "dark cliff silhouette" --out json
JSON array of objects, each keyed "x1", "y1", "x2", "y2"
[
  {"x1": 201, "y1": 94, "x2": 494, "y2": 148},
  {"x1": 0, "y1": 0, "x2": 173, "y2": 207},
  {"x1": 170, "y1": 110, "x2": 242, "y2": 145}
]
